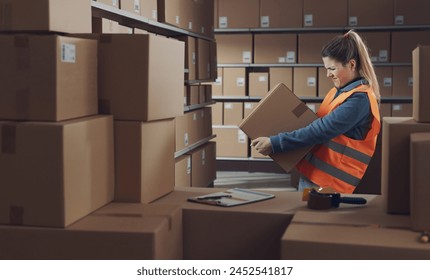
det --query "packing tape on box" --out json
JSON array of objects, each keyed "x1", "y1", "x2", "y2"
[
  {"x1": 99, "y1": 99, "x2": 111, "y2": 114},
  {"x1": 292, "y1": 102, "x2": 308, "y2": 118},
  {"x1": 9, "y1": 205, "x2": 24, "y2": 225},
  {"x1": 1, "y1": 124, "x2": 16, "y2": 154},
  {"x1": 16, "y1": 89, "x2": 30, "y2": 120},
  {"x1": 0, "y1": 3, "x2": 12, "y2": 30}
]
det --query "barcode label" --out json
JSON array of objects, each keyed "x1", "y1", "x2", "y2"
[
  {"x1": 61, "y1": 43, "x2": 76, "y2": 63},
  {"x1": 304, "y1": 14, "x2": 313, "y2": 26},
  {"x1": 261, "y1": 16, "x2": 269, "y2": 28}
]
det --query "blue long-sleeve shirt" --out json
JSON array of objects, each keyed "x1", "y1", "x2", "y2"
[{"x1": 270, "y1": 78, "x2": 372, "y2": 153}]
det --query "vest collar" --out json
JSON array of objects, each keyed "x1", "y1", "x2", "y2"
[{"x1": 336, "y1": 77, "x2": 368, "y2": 93}]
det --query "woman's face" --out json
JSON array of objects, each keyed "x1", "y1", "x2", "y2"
[{"x1": 322, "y1": 56, "x2": 358, "y2": 88}]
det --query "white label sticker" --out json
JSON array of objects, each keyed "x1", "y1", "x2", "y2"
[
  {"x1": 238, "y1": 130, "x2": 247, "y2": 143},
  {"x1": 379, "y1": 50, "x2": 388, "y2": 62},
  {"x1": 237, "y1": 77, "x2": 245, "y2": 87},
  {"x1": 278, "y1": 57, "x2": 286, "y2": 63},
  {"x1": 134, "y1": 0, "x2": 140, "y2": 12},
  {"x1": 201, "y1": 26, "x2": 205, "y2": 34},
  {"x1": 383, "y1": 77, "x2": 392, "y2": 87},
  {"x1": 370, "y1": 56, "x2": 377, "y2": 62},
  {"x1": 243, "y1": 51, "x2": 252, "y2": 63},
  {"x1": 176, "y1": 16, "x2": 180, "y2": 24},
  {"x1": 349, "y1": 16, "x2": 358, "y2": 26},
  {"x1": 193, "y1": 113, "x2": 197, "y2": 121},
  {"x1": 152, "y1": 10, "x2": 158, "y2": 20},
  {"x1": 183, "y1": 96, "x2": 187, "y2": 105},
  {"x1": 395, "y1": 15, "x2": 404, "y2": 25},
  {"x1": 186, "y1": 158, "x2": 191, "y2": 174},
  {"x1": 184, "y1": 133, "x2": 189, "y2": 146},
  {"x1": 192, "y1": 52, "x2": 196, "y2": 65},
  {"x1": 286, "y1": 51, "x2": 296, "y2": 63},
  {"x1": 261, "y1": 16, "x2": 270, "y2": 28},
  {"x1": 245, "y1": 103, "x2": 253, "y2": 109},
  {"x1": 307, "y1": 77, "x2": 316, "y2": 87},
  {"x1": 112, "y1": 0, "x2": 118, "y2": 7},
  {"x1": 215, "y1": 77, "x2": 222, "y2": 85},
  {"x1": 61, "y1": 43, "x2": 76, "y2": 63},
  {"x1": 188, "y1": 21, "x2": 193, "y2": 30},
  {"x1": 202, "y1": 150, "x2": 206, "y2": 165},
  {"x1": 408, "y1": 77, "x2": 413, "y2": 87},
  {"x1": 219, "y1": 16, "x2": 228, "y2": 28},
  {"x1": 304, "y1": 14, "x2": 313, "y2": 26},
  {"x1": 259, "y1": 76, "x2": 267, "y2": 82},
  {"x1": 225, "y1": 103, "x2": 233, "y2": 109},
  {"x1": 393, "y1": 104, "x2": 401, "y2": 111}
]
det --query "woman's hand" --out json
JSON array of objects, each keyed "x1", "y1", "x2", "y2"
[{"x1": 250, "y1": 137, "x2": 273, "y2": 156}]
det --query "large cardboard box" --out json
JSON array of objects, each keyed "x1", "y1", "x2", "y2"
[
  {"x1": 175, "y1": 154, "x2": 192, "y2": 188},
  {"x1": 114, "y1": 119, "x2": 175, "y2": 204},
  {"x1": 270, "y1": 68, "x2": 293, "y2": 91},
  {"x1": 303, "y1": 0, "x2": 347, "y2": 27},
  {"x1": 254, "y1": 34, "x2": 297, "y2": 64},
  {"x1": 375, "y1": 67, "x2": 393, "y2": 97},
  {"x1": 318, "y1": 67, "x2": 334, "y2": 97},
  {"x1": 0, "y1": 203, "x2": 182, "y2": 260},
  {"x1": 413, "y1": 46, "x2": 430, "y2": 122},
  {"x1": 394, "y1": 0, "x2": 430, "y2": 25},
  {"x1": 213, "y1": 126, "x2": 248, "y2": 158},
  {"x1": 0, "y1": 0, "x2": 91, "y2": 33},
  {"x1": 410, "y1": 133, "x2": 430, "y2": 232},
  {"x1": 360, "y1": 32, "x2": 390, "y2": 63},
  {"x1": 298, "y1": 33, "x2": 340, "y2": 63},
  {"x1": 239, "y1": 83, "x2": 318, "y2": 172},
  {"x1": 187, "y1": 142, "x2": 216, "y2": 187},
  {"x1": 348, "y1": 0, "x2": 394, "y2": 26},
  {"x1": 393, "y1": 66, "x2": 413, "y2": 97},
  {"x1": 0, "y1": 115, "x2": 114, "y2": 227},
  {"x1": 94, "y1": 34, "x2": 184, "y2": 121},
  {"x1": 223, "y1": 102, "x2": 243, "y2": 126},
  {"x1": 223, "y1": 68, "x2": 246, "y2": 97},
  {"x1": 217, "y1": 0, "x2": 259, "y2": 28},
  {"x1": 260, "y1": 0, "x2": 302, "y2": 28},
  {"x1": 0, "y1": 35, "x2": 97, "y2": 122},
  {"x1": 282, "y1": 199, "x2": 430, "y2": 260},
  {"x1": 293, "y1": 67, "x2": 317, "y2": 97},
  {"x1": 382, "y1": 117, "x2": 430, "y2": 214},
  {"x1": 216, "y1": 34, "x2": 252, "y2": 64},
  {"x1": 391, "y1": 31, "x2": 430, "y2": 63},
  {"x1": 249, "y1": 72, "x2": 269, "y2": 97},
  {"x1": 177, "y1": 36, "x2": 196, "y2": 81}
]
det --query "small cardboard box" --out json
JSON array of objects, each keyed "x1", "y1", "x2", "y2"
[
  {"x1": 393, "y1": 66, "x2": 413, "y2": 97},
  {"x1": 392, "y1": 104, "x2": 412, "y2": 117},
  {"x1": 187, "y1": 142, "x2": 216, "y2": 187},
  {"x1": 0, "y1": 203, "x2": 182, "y2": 260},
  {"x1": 223, "y1": 102, "x2": 244, "y2": 126},
  {"x1": 249, "y1": 72, "x2": 269, "y2": 97},
  {"x1": 239, "y1": 83, "x2": 318, "y2": 172},
  {"x1": 213, "y1": 126, "x2": 248, "y2": 158},
  {"x1": 216, "y1": 34, "x2": 253, "y2": 64},
  {"x1": 254, "y1": 34, "x2": 297, "y2": 64},
  {"x1": 175, "y1": 154, "x2": 192, "y2": 188},
  {"x1": 223, "y1": 68, "x2": 246, "y2": 97},
  {"x1": 348, "y1": 0, "x2": 394, "y2": 26},
  {"x1": 293, "y1": 67, "x2": 317, "y2": 97},
  {"x1": 217, "y1": 0, "x2": 259, "y2": 28},
  {"x1": 394, "y1": 0, "x2": 430, "y2": 25},
  {"x1": 413, "y1": 46, "x2": 430, "y2": 122},
  {"x1": 303, "y1": 0, "x2": 347, "y2": 27},
  {"x1": 177, "y1": 36, "x2": 196, "y2": 81},
  {"x1": 0, "y1": 115, "x2": 114, "y2": 227},
  {"x1": 0, "y1": 35, "x2": 97, "y2": 121},
  {"x1": 375, "y1": 67, "x2": 393, "y2": 97},
  {"x1": 269, "y1": 68, "x2": 293, "y2": 92},
  {"x1": 210, "y1": 102, "x2": 223, "y2": 125},
  {"x1": 260, "y1": 0, "x2": 302, "y2": 28}
]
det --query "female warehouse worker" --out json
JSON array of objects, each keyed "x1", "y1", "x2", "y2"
[{"x1": 251, "y1": 30, "x2": 381, "y2": 194}]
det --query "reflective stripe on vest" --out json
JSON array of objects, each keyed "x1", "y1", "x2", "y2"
[{"x1": 322, "y1": 140, "x2": 372, "y2": 165}]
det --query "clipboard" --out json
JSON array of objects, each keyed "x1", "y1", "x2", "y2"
[{"x1": 187, "y1": 188, "x2": 275, "y2": 207}]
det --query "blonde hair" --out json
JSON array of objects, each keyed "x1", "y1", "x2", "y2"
[{"x1": 321, "y1": 30, "x2": 380, "y2": 102}]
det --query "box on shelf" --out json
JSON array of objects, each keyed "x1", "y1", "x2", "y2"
[
  {"x1": 348, "y1": 0, "x2": 394, "y2": 26},
  {"x1": 216, "y1": 34, "x2": 253, "y2": 64},
  {"x1": 298, "y1": 33, "x2": 340, "y2": 63},
  {"x1": 0, "y1": 35, "x2": 97, "y2": 122},
  {"x1": 360, "y1": 32, "x2": 391, "y2": 63},
  {"x1": 197, "y1": 38, "x2": 211, "y2": 80},
  {"x1": 96, "y1": 0, "x2": 120, "y2": 8},
  {"x1": 303, "y1": 0, "x2": 347, "y2": 27},
  {"x1": 392, "y1": 104, "x2": 412, "y2": 117},
  {"x1": 92, "y1": 18, "x2": 133, "y2": 34},
  {"x1": 0, "y1": 115, "x2": 114, "y2": 228},
  {"x1": 260, "y1": 0, "x2": 302, "y2": 28},
  {"x1": 223, "y1": 102, "x2": 243, "y2": 126},
  {"x1": 394, "y1": 0, "x2": 430, "y2": 25},
  {"x1": 114, "y1": 119, "x2": 175, "y2": 204},
  {"x1": 223, "y1": 68, "x2": 246, "y2": 97},
  {"x1": 175, "y1": 108, "x2": 213, "y2": 152},
  {"x1": 212, "y1": 67, "x2": 223, "y2": 96},
  {"x1": 157, "y1": 0, "x2": 186, "y2": 30},
  {"x1": 244, "y1": 102, "x2": 257, "y2": 119},
  {"x1": 239, "y1": 83, "x2": 318, "y2": 172},
  {"x1": 187, "y1": 142, "x2": 216, "y2": 187},
  {"x1": 249, "y1": 72, "x2": 269, "y2": 97},
  {"x1": 186, "y1": 86, "x2": 199, "y2": 106},
  {"x1": 380, "y1": 103, "x2": 392, "y2": 118},
  {"x1": 375, "y1": 67, "x2": 393, "y2": 97},
  {"x1": 213, "y1": 126, "x2": 248, "y2": 158},
  {"x1": 393, "y1": 67, "x2": 413, "y2": 97},
  {"x1": 318, "y1": 67, "x2": 334, "y2": 97},
  {"x1": 413, "y1": 46, "x2": 430, "y2": 122},
  {"x1": 217, "y1": 0, "x2": 259, "y2": 28},
  {"x1": 391, "y1": 31, "x2": 430, "y2": 63},
  {"x1": 254, "y1": 34, "x2": 297, "y2": 64},
  {"x1": 0, "y1": 203, "x2": 182, "y2": 260},
  {"x1": 210, "y1": 102, "x2": 223, "y2": 125},
  {"x1": 175, "y1": 154, "x2": 192, "y2": 188},
  {"x1": 121, "y1": 0, "x2": 141, "y2": 15},
  {"x1": 0, "y1": 0, "x2": 91, "y2": 33},
  {"x1": 177, "y1": 36, "x2": 196, "y2": 81},
  {"x1": 381, "y1": 117, "x2": 430, "y2": 214},
  {"x1": 270, "y1": 68, "x2": 293, "y2": 92},
  {"x1": 293, "y1": 67, "x2": 317, "y2": 97}
]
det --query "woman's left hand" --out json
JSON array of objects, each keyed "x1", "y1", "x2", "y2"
[{"x1": 250, "y1": 137, "x2": 273, "y2": 156}]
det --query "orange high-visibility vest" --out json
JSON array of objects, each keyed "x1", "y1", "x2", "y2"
[{"x1": 296, "y1": 84, "x2": 380, "y2": 193}]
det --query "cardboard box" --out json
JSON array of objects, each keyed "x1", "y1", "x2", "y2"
[
  {"x1": 199, "y1": 85, "x2": 212, "y2": 104},
  {"x1": 0, "y1": 203, "x2": 182, "y2": 260},
  {"x1": 393, "y1": 66, "x2": 413, "y2": 97},
  {"x1": 94, "y1": 34, "x2": 184, "y2": 121},
  {"x1": 177, "y1": 36, "x2": 196, "y2": 81},
  {"x1": 175, "y1": 108, "x2": 212, "y2": 151},
  {"x1": 223, "y1": 102, "x2": 243, "y2": 125},
  {"x1": 212, "y1": 67, "x2": 223, "y2": 96},
  {"x1": 216, "y1": 34, "x2": 253, "y2": 64},
  {"x1": 293, "y1": 67, "x2": 317, "y2": 97},
  {"x1": 213, "y1": 126, "x2": 248, "y2": 158},
  {"x1": 175, "y1": 154, "x2": 192, "y2": 188},
  {"x1": 303, "y1": 0, "x2": 347, "y2": 27},
  {"x1": 0, "y1": 115, "x2": 114, "y2": 227},
  {"x1": 282, "y1": 199, "x2": 430, "y2": 260},
  {"x1": 217, "y1": 0, "x2": 259, "y2": 28},
  {"x1": 270, "y1": 68, "x2": 293, "y2": 92},
  {"x1": 92, "y1": 18, "x2": 133, "y2": 34},
  {"x1": 121, "y1": 0, "x2": 141, "y2": 15},
  {"x1": 0, "y1": 0, "x2": 91, "y2": 33},
  {"x1": 375, "y1": 67, "x2": 393, "y2": 97},
  {"x1": 96, "y1": 0, "x2": 119, "y2": 8},
  {"x1": 186, "y1": 85, "x2": 199, "y2": 105},
  {"x1": 348, "y1": 0, "x2": 394, "y2": 26},
  {"x1": 141, "y1": 0, "x2": 158, "y2": 21},
  {"x1": 392, "y1": 104, "x2": 412, "y2": 117},
  {"x1": 360, "y1": 32, "x2": 390, "y2": 63},
  {"x1": 394, "y1": 0, "x2": 430, "y2": 25},
  {"x1": 413, "y1": 46, "x2": 430, "y2": 122},
  {"x1": 114, "y1": 119, "x2": 175, "y2": 203},
  {"x1": 260, "y1": 0, "x2": 302, "y2": 28},
  {"x1": 381, "y1": 117, "x2": 430, "y2": 214},
  {"x1": 210, "y1": 102, "x2": 223, "y2": 125},
  {"x1": 249, "y1": 72, "x2": 269, "y2": 97},
  {"x1": 410, "y1": 133, "x2": 430, "y2": 231},
  {"x1": 298, "y1": 33, "x2": 340, "y2": 63},
  {"x1": 318, "y1": 67, "x2": 334, "y2": 97},
  {"x1": 175, "y1": 112, "x2": 191, "y2": 152},
  {"x1": 239, "y1": 83, "x2": 318, "y2": 172},
  {"x1": 254, "y1": 34, "x2": 297, "y2": 64},
  {"x1": 243, "y1": 102, "x2": 257, "y2": 119},
  {"x1": 157, "y1": 0, "x2": 186, "y2": 30},
  {"x1": 194, "y1": 0, "x2": 215, "y2": 37},
  {"x1": 223, "y1": 68, "x2": 246, "y2": 97},
  {"x1": 391, "y1": 31, "x2": 430, "y2": 63},
  {"x1": 197, "y1": 38, "x2": 211, "y2": 80},
  {"x1": 187, "y1": 142, "x2": 216, "y2": 187},
  {"x1": 0, "y1": 35, "x2": 97, "y2": 122},
  {"x1": 380, "y1": 103, "x2": 392, "y2": 118}
]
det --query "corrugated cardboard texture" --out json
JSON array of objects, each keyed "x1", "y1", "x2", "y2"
[
  {"x1": 260, "y1": 0, "x2": 302, "y2": 28},
  {"x1": 413, "y1": 46, "x2": 430, "y2": 122},
  {"x1": 254, "y1": 34, "x2": 297, "y2": 64}
]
